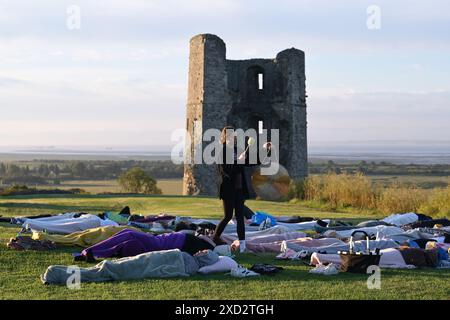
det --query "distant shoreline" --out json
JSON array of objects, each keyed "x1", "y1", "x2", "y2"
[
  {"x1": 1, "y1": 151, "x2": 449, "y2": 164},
  {"x1": 1, "y1": 141, "x2": 450, "y2": 164}
]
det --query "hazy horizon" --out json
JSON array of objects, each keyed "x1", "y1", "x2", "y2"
[
  {"x1": 1, "y1": 139, "x2": 450, "y2": 150},
  {"x1": 1, "y1": 140, "x2": 450, "y2": 165}
]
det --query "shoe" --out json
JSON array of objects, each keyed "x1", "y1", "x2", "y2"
[
  {"x1": 280, "y1": 240, "x2": 288, "y2": 252},
  {"x1": 276, "y1": 247, "x2": 296, "y2": 259},
  {"x1": 73, "y1": 250, "x2": 97, "y2": 263},
  {"x1": 249, "y1": 263, "x2": 283, "y2": 275},
  {"x1": 229, "y1": 265, "x2": 260, "y2": 278},
  {"x1": 85, "y1": 250, "x2": 97, "y2": 263},
  {"x1": 258, "y1": 218, "x2": 272, "y2": 231},
  {"x1": 258, "y1": 221, "x2": 265, "y2": 231},
  {"x1": 73, "y1": 253, "x2": 85, "y2": 262},
  {"x1": 276, "y1": 248, "x2": 308, "y2": 260},
  {"x1": 291, "y1": 250, "x2": 308, "y2": 260}
]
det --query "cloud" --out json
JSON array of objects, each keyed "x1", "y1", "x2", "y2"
[
  {"x1": 1, "y1": 0, "x2": 450, "y2": 51},
  {"x1": 0, "y1": 0, "x2": 449, "y2": 145},
  {"x1": 0, "y1": 76, "x2": 28, "y2": 87},
  {"x1": 308, "y1": 90, "x2": 450, "y2": 141}
]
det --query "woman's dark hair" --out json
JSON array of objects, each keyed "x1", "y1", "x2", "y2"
[
  {"x1": 220, "y1": 126, "x2": 235, "y2": 145},
  {"x1": 175, "y1": 221, "x2": 197, "y2": 232}
]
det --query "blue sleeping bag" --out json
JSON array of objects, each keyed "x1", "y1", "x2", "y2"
[{"x1": 251, "y1": 211, "x2": 277, "y2": 226}]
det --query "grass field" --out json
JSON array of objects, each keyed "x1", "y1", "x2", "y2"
[
  {"x1": 369, "y1": 175, "x2": 450, "y2": 189},
  {"x1": 34, "y1": 179, "x2": 183, "y2": 195},
  {"x1": 0, "y1": 195, "x2": 449, "y2": 300},
  {"x1": 30, "y1": 174, "x2": 450, "y2": 196}
]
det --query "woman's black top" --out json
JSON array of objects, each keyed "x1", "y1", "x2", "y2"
[{"x1": 218, "y1": 143, "x2": 261, "y2": 200}]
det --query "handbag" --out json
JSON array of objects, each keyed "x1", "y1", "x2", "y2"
[{"x1": 339, "y1": 231, "x2": 381, "y2": 273}]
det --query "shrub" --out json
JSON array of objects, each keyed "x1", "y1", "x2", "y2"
[
  {"x1": 0, "y1": 185, "x2": 87, "y2": 196},
  {"x1": 288, "y1": 173, "x2": 447, "y2": 216},
  {"x1": 288, "y1": 179, "x2": 306, "y2": 200},
  {"x1": 304, "y1": 175, "x2": 322, "y2": 201},
  {"x1": 300, "y1": 173, "x2": 376, "y2": 210},
  {"x1": 320, "y1": 173, "x2": 376, "y2": 209},
  {"x1": 377, "y1": 184, "x2": 428, "y2": 214},
  {"x1": 420, "y1": 186, "x2": 450, "y2": 217},
  {"x1": 118, "y1": 167, "x2": 162, "y2": 195}
]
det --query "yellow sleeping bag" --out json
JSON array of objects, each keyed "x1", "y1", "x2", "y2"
[{"x1": 32, "y1": 225, "x2": 141, "y2": 248}]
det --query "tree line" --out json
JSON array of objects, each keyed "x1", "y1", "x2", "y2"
[
  {"x1": 0, "y1": 160, "x2": 183, "y2": 185},
  {"x1": 2, "y1": 159, "x2": 449, "y2": 186},
  {"x1": 309, "y1": 160, "x2": 450, "y2": 176}
]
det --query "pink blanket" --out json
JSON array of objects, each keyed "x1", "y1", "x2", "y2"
[
  {"x1": 222, "y1": 232, "x2": 306, "y2": 253},
  {"x1": 222, "y1": 233, "x2": 346, "y2": 253}
]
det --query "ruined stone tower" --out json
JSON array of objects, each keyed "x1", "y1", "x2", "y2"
[{"x1": 183, "y1": 34, "x2": 307, "y2": 196}]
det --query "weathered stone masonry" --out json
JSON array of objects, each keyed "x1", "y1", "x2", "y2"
[{"x1": 183, "y1": 34, "x2": 307, "y2": 196}]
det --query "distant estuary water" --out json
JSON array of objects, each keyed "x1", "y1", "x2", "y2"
[
  {"x1": 308, "y1": 140, "x2": 450, "y2": 164},
  {"x1": 0, "y1": 141, "x2": 450, "y2": 164}
]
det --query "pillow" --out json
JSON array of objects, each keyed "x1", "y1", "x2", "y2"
[
  {"x1": 182, "y1": 252, "x2": 199, "y2": 275},
  {"x1": 213, "y1": 244, "x2": 231, "y2": 256},
  {"x1": 194, "y1": 250, "x2": 219, "y2": 267},
  {"x1": 100, "y1": 219, "x2": 119, "y2": 227},
  {"x1": 198, "y1": 256, "x2": 238, "y2": 274}
]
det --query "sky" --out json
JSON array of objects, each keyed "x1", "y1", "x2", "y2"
[{"x1": 0, "y1": 0, "x2": 449, "y2": 148}]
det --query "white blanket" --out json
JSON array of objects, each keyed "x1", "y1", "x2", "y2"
[
  {"x1": 324, "y1": 225, "x2": 404, "y2": 239},
  {"x1": 310, "y1": 248, "x2": 416, "y2": 269},
  {"x1": 381, "y1": 213, "x2": 418, "y2": 226},
  {"x1": 187, "y1": 217, "x2": 330, "y2": 237},
  {"x1": 23, "y1": 213, "x2": 117, "y2": 234}
]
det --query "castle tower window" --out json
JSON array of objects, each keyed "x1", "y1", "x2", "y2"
[
  {"x1": 258, "y1": 120, "x2": 264, "y2": 134},
  {"x1": 258, "y1": 73, "x2": 264, "y2": 90}
]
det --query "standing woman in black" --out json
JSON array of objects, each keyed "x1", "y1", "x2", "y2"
[
  {"x1": 212, "y1": 126, "x2": 247, "y2": 250},
  {"x1": 212, "y1": 126, "x2": 271, "y2": 252}
]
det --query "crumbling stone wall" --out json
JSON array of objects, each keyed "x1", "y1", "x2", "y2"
[{"x1": 183, "y1": 34, "x2": 307, "y2": 196}]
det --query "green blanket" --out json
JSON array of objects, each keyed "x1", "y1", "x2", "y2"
[{"x1": 41, "y1": 249, "x2": 188, "y2": 284}]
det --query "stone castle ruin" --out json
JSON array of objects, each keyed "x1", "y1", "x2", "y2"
[{"x1": 183, "y1": 34, "x2": 307, "y2": 196}]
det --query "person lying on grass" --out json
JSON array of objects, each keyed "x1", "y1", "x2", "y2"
[
  {"x1": 74, "y1": 229, "x2": 216, "y2": 262},
  {"x1": 43, "y1": 249, "x2": 224, "y2": 285}
]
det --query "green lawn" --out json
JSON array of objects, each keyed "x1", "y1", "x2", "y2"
[
  {"x1": 0, "y1": 195, "x2": 448, "y2": 300},
  {"x1": 34, "y1": 179, "x2": 184, "y2": 195}
]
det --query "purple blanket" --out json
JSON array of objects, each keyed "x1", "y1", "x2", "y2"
[{"x1": 82, "y1": 229, "x2": 186, "y2": 259}]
